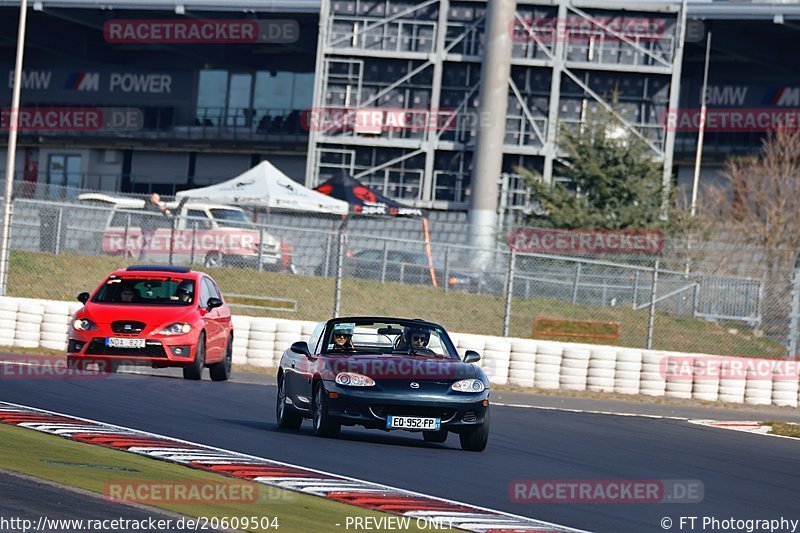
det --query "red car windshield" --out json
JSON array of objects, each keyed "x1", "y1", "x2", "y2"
[{"x1": 92, "y1": 276, "x2": 195, "y2": 306}]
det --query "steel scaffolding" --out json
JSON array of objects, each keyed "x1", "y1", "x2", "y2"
[{"x1": 306, "y1": 0, "x2": 685, "y2": 212}]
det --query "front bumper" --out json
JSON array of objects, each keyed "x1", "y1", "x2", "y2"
[
  {"x1": 321, "y1": 380, "x2": 489, "y2": 432},
  {"x1": 67, "y1": 330, "x2": 198, "y2": 366}
]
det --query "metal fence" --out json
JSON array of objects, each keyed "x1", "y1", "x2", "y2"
[{"x1": 0, "y1": 196, "x2": 793, "y2": 359}]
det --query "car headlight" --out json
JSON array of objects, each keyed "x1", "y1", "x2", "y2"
[
  {"x1": 72, "y1": 318, "x2": 96, "y2": 331},
  {"x1": 335, "y1": 372, "x2": 375, "y2": 387},
  {"x1": 159, "y1": 323, "x2": 192, "y2": 335},
  {"x1": 451, "y1": 379, "x2": 485, "y2": 393}
]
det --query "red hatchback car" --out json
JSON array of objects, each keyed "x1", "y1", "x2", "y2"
[{"x1": 67, "y1": 265, "x2": 234, "y2": 380}]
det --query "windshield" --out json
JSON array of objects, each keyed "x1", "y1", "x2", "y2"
[
  {"x1": 92, "y1": 276, "x2": 195, "y2": 306},
  {"x1": 210, "y1": 208, "x2": 250, "y2": 228},
  {"x1": 323, "y1": 319, "x2": 458, "y2": 359}
]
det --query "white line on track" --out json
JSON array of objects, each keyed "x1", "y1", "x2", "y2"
[{"x1": 492, "y1": 401, "x2": 689, "y2": 420}]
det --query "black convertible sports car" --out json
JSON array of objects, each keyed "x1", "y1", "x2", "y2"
[{"x1": 275, "y1": 316, "x2": 490, "y2": 451}]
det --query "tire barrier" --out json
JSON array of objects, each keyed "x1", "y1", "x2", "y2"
[
  {"x1": 230, "y1": 315, "x2": 251, "y2": 366},
  {"x1": 587, "y1": 347, "x2": 616, "y2": 392},
  {"x1": 533, "y1": 342, "x2": 562, "y2": 389},
  {"x1": 508, "y1": 339, "x2": 537, "y2": 388},
  {"x1": 560, "y1": 346, "x2": 590, "y2": 391},
  {"x1": 639, "y1": 351, "x2": 668, "y2": 397},
  {"x1": 1, "y1": 295, "x2": 799, "y2": 408}
]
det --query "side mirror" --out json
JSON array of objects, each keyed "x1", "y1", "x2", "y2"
[
  {"x1": 290, "y1": 341, "x2": 310, "y2": 356},
  {"x1": 77, "y1": 292, "x2": 90, "y2": 304},
  {"x1": 464, "y1": 350, "x2": 481, "y2": 364},
  {"x1": 206, "y1": 297, "x2": 223, "y2": 310}
]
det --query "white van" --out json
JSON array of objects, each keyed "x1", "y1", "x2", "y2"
[{"x1": 77, "y1": 193, "x2": 291, "y2": 271}]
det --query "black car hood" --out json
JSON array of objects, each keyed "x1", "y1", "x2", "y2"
[{"x1": 320, "y1": 353, "x2": 476, "y2": 381}]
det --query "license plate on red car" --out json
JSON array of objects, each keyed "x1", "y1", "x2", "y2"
[
  {"x1": 386, "y1": 416, "x2": 440, "y2": 431},
  {"x1": 106, "y1": 337, "x2": 145, "y2": 349}
]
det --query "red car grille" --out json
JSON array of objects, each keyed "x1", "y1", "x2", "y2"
[
  {"x1": 85, "y1": 338, "x2": 167, "y2": 358},
  {"x1": 111, "y1": 321, "x2": 147, "y2": 334}
]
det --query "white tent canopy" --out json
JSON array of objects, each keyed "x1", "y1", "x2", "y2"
[{"x1": 175, "y1": 161, "x2": 349, "y2": 215}]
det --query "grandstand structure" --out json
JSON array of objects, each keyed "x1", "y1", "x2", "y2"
[{"x1": 305, "y1": 0, "x2": 685, "y2": 212}]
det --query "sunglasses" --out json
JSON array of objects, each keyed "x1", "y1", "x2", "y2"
[
  {"x1": 411, "y1": 335, "x2": 427, "y2": 342},
  {"x1": 334, "y1": 333, "x2": 351, "y2": 338}
]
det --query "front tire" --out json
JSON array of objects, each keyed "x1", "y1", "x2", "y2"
[
  {"x1": 459, "y1": 409, "x2": 489, "y2": 452},
  {"x1": 209, "y1": 335, "x2": 232, "y2": 382},
  {"x1": 183, "y1": 332, "x2": 206, "y2": 380},
  {"x1": 312, "y1": 383, "x2": 340, "y2": 438},
  {"x1": 276, "y1": 376, "x2": 302, "y2": 430}
]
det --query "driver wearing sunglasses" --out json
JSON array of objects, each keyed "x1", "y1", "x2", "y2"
[{"x1": 395, "y1": 326, "x2": 435, "y2": 354}]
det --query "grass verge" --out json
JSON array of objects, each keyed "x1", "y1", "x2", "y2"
[
  {"x1": 762, "y1": 421, "x2": 800, "y2": 438},
  {"x1": 0, "y1": 424, "x2": 440, "y2": 532},
  {"x1": 7, "y1": 250, "x2": 784, "y2": 358}
]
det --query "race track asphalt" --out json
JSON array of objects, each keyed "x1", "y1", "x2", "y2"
[
  {"x1": 0, "y1": 468, "x2": 200, "y2": 531},
  {"x1": 1, "y1": 371, "x2": 799, "y2": 533}
]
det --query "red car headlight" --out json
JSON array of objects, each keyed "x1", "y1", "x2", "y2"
[
  {"x1": 159, "y1": 323, "x2": 192, "y2": 335},
  {"x1": 72, "y1": 318, "x2": 96, "y2": 331}
]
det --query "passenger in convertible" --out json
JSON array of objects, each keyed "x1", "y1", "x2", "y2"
[{"x1": 330, "y1": 325, "x2": 357, "y2": 352}]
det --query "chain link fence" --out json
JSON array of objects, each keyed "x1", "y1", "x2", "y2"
[{"x1": 0, "y1": 195, "x2": 795, "y2": 359}]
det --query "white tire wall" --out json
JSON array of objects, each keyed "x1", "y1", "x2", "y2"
[
  {"x1": 0, "y1": 297, "x2": 16, "y2": 346},
  {"x1": 482, "y1": 337, "x2": 511, "y2": 385},
  {"x1": 534, "y1": 343, "x2": 562, "y2": 389},
  {"x1": 714, "y1": 356, "x2": 746, "y2": 404},
  {"x1": 664, "y1": 355, "x2": 694, "y2": 399},
  {"x1": 689, "y1": 355, "x2": 720, "y2": 402},
  {"x1": 231, "y1": 315, "x2": 251, "y2": 365},
  {"x1": 14, "y1": 303, "x2": 44, "y2": 348},
  {"x1": 587, "y1": 347, "x2": 616, "y2": 392},
  {"x1": 248, "y1": 318, "x2": 277, "y2": 366},
  {"x1": 744, "y1": 360, "x2": 773, "y2": 406},
  {"x1": 274, "y1": 320, "x2": 301, "y2": 366},
  {"x1": 639, "y1": 351, "x2": 668, "y2": 396},
  {"x1": 614, "y1": 349, "x2": 643, "y2": 395},
  {"x1": 560, "y1": 346, "x2": 590, "y2": 390},
  {"x1": 508, "y1": 339, "x2": 537, "y2": 387},
  {"x1": 771, "y1": 369, "x2": 799, "y2": 407}
]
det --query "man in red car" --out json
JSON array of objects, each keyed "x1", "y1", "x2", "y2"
[{"x1": 119, "y1": 287, "x2": 136, "y2": 303}]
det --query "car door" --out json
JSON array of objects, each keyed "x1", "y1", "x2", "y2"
[
  {"x1": 286, "y1": 321, "x2": 324, "y2": 411},
  {"x1": 198, "y1": 277, "x2": 225, "y2": 361},
  {"x1": 207, "y1": 277, "x2": 232, "y2": 356}
]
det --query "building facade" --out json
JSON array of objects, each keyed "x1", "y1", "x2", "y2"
[{"x1": 1, "y1": 0, "x2": 799, "y2": 212}]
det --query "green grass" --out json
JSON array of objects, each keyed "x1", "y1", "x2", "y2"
[
  {"x1": 0, "y1": 424, "x2": 440, "y2": 532},
  {"x1": 762, "y1": 421, "x2": 800, "y2": 438},
  {"x1": 8, "y1": 250, "x2": 786, "y2": 358}
]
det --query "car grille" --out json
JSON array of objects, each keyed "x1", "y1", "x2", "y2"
[
  {"x1": 111, "y1": 321, "x2": 147, "y2": 334},
  {"x1": 369, "y1": 405, "x2": 457, "y2": 422},
  {"x1": 85, "y1": 338, "x2": 167, "y2": 357}
]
